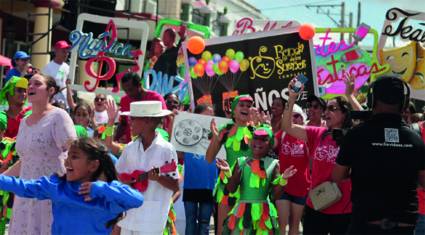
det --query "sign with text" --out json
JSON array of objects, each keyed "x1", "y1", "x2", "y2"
[
  {"x1": 379, "y1": 8, "x2": 425, "y2": 100},
  {"x1": 184, "y1": 28, "x2": 317, "y2": 117},
  {"x1": 314, "y1": 27, "x2": 389, "y2": 100},
  {"x1": 232, "y1": 17, "x2": 300, "y2": 36}
]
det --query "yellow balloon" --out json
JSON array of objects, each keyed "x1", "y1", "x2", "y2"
[{"x1": 240, "y1": 59, "x2": 249, "y2": 72}]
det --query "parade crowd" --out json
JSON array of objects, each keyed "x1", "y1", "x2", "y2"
[{"x1": 0, "y1": 27, "x2": 424, "y2": 235}]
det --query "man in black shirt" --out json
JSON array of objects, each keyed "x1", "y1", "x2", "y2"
[
  {"x1": 153, "y1": 26, "x2": 186, "y2": 77},
  {"x1": 332, "y1": 76, "x2": 425, "y2": 234}
]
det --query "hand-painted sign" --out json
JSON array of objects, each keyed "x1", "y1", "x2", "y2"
[
  {"x1": 314, "y1": 27, "x2": 388, "y2": 100},
  {"x1": 143, "y1": 69, "x2": 189, "y2": 101},
  {"x1": 184, "y1": 28, "x2": 317, "y2": 117},
  {"x1": 379, "y1": 8, "x2": 425, "y2": 100},
  {"x1": 232, "y1": 17, "x2": 299, "y2": 36},
  {"x1": 68, "y1": 13, "x2": 149, "y2": 93}
]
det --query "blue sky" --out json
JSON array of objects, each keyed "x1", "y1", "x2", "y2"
[{"x1": 246, "y1": 0, "x2": 425, "y2": 47}]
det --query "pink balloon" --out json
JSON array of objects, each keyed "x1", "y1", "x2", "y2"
[
  {"x1": 206, "y1": 68, "x2": 215, "y2": 77},
  {"x1": 229, "y1": 60, "x2": 240, "y2": 73}
]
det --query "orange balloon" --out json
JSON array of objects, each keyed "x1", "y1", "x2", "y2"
[
  {"x1": 188, "y1": 36, "x2": 205, "y2": 55},
  {"x1": 198, "y1": 58, "x2": 206, "y2": 65},
  {"x1": 219, "y1": 61, "x2": 228, "y2": 73},
  {"x1": 222, "y1": 56, "x2": 230, "y2": 63},
  {"x1": 299, "y1": 24, "x2": 315, "y2": 40},
  {"x1": 194, "y1": 63, "x2": 205, "y2": 77}
]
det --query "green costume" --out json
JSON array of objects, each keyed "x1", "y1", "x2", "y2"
[
  {"x1": 214, "y1": 123, "x2": 254, "y2": 205},
  {"x1": 0, "y1": 137, "x2": 19, "y2": 235},
  {"x1": 223, "y1": 156, "x2": 282, "y2": 235},
  {"x1": 214, "y1": 94, "x2": 255, "y2": 206}
]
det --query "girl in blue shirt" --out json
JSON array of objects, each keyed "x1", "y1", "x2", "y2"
[{"x1": 0, "y1": 137, "x2": 143, "y2": 235}]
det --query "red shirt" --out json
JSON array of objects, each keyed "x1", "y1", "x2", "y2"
[
  {"x1": 119, "y1": 90, "x2": 167, "y2": 143},
  {"x1": 275, "y1": 130, "x2": 310, "y2": 197},
  {"x1": 4, "y1": 107, "x2": 32, "y2": 138},
  {"x1": 305, "y1": 126, "x2": 352, "y2": 214}
]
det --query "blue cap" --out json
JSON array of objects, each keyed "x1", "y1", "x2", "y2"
[{"x1": 13, "y1": 51, "x2": 30, "y2": 60}]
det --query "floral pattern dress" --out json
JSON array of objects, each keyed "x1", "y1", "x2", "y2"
[{"x1": 10, "y1": 108, "x2": 76, "y2": 235}]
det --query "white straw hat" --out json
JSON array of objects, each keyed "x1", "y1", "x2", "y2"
[{"x1": 121, "y1": 101, "x2": 172, "y2": 117}]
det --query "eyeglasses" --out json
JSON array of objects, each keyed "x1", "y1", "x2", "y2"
[
  {"x1": 326, "y1": 105, "x2": 340, "y2": 112},
  {"x1": 95, "y1": 97, "x2": 106, "y2": 102},
  {"x1": 306, "y1": 102, "x2": 321, "y2": 110}
]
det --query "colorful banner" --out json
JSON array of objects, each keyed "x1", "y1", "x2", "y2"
[
  {"x1": 378, "y1": 8, "x2": 425, "y2": 100},
  {"x1": 184, "y1": 28, "x2": 317, "y2": 117},
  {"x1": 314, "y1": 27, "x2": 389, "y2": 100},
  {"x1": 68, "y1": 13, "x2": 149, "y2": 94}
]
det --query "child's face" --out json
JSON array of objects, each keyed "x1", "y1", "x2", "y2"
[
  {"x1": 130, "y1": 116, "x2": 151, "y2": 136},
  {"x1": 251, "y1": 136, "x2": 270, "y2": 157},
  {"x1": 65, "y1": 146, "x2": 99, "y2": 182},
  {"x1": 74, "y1": 107, "x2": 90, "y2": 127}
]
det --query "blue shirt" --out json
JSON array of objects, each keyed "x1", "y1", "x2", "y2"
[
  {"x1": 4, "y1": 68, "x2": 22, "y2": 83},
  {"x1": 183, "y1": 153, "x2": 217, "y2": 190},
  {"x1": 0, "y1": 174, "x2": 143, "y2": 235}
]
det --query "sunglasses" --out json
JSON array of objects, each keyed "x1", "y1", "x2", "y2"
[
  {"x1": 306, "y1": 102, "x2": 321, "y2": 109},
  {"x1": 326, "y1": 105, "x2": 340, "y2": 112},
  {"x1": 95, "y1": 97, "x2": 106, "y2": 102}
]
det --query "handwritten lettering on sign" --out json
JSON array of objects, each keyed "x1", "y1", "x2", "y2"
[
  {"x1": 249, "y1": 43, "x2": 307, "y2": 80},
  {"x1": 69, "y1": 20, "x2": 143, "y2": 92},
  {"x1": 382, "y1": 8, "x2": 425, "y2": 42},
  {"x1": 232, "y1": 17, "x2": 297, "y2": 36},
  {"x1": 314, "y1": 28, "x2": 387, "y2": 98},
  {"x1": 144, "y1": 69, "x2": 188, "y2": 101}
]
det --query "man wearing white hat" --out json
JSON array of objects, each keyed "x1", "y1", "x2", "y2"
[{"x1": 115, "y1": 101, "x2": 179, "y2": 234}]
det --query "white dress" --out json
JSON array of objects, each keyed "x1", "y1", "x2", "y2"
[{"x1": 9, "y1": 108, "x2": 76, "y2": 235}]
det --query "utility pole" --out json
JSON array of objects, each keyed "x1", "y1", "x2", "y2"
[
  {"x1": 305, "y1": 1, "x2": 346, "y2": 40},
  {"x1": 357, "y1": 1, "x2": 361, "y2": 27}
]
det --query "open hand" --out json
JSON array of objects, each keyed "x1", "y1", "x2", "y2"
[
  {"x1": 282, "y1": 165, "x2": 297, "y2": 179},
  {"x1": 216, "y1": 158, "x2": 230, "y2": 172},
  {"x1": 105, "y1": 99, "x2": 118, "y2": 125},
  {"x1": 210, "y1": 119, "x2": 219, "y2": 140},
  {"x1": 344, "y1": 72, "x2": 355, "y2": 96}
]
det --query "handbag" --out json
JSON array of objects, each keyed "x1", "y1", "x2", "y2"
[{"x1": 309, "y1": 181, "x2": 342, "y2": 211}]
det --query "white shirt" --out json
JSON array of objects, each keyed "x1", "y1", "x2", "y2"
[
  {"x1": 42, "y1": 61, "x2": 70, "y2": 107},
  {"x1": 94, "y1": 110, "x2": 108, "y2": 125},
  {"x1": 116, "y1": 134, "x2": 179, "y2": 233}
]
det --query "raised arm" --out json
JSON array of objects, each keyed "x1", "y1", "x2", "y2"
[
  {"x1": 0, "y1": 175, "x2": 54, "y2": 199},
  {"x1": 282, "y1": 79, "x2": 308, "y2": 142},
  {"x1": 103, "y1": 99, "x2": 122, "y2": 155},
  {"x1": 344, "y1": 73, "x2": 363, "y2": 111},
  {"x1": 206, "y1": 119, "x2": 223, "y2": 163},
  {"x1": 79, "y1": 181, "x2": 143, "y2": 213},
  {"x1": 66, "y1": 79, "x2": 77, "y2": 111}
]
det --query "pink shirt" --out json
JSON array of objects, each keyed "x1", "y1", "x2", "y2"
[
  {"x1": 305, "y1": 126, "x2": 352, "y2": 214},
  {"x1": 275, "y1": 130, "x2": 310, "y2": 197}
]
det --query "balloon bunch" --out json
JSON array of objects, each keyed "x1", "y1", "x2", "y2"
[{"x1": 188, "y1": 49, "x2": 250, "y2": 79}]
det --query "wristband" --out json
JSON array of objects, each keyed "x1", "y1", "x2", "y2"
[
  {"x1": 224, "y1": 169, "x2": 232, "y2": 178},
  {"x1": 272, "y1": 174, "x2": 288, "y2": 186}
]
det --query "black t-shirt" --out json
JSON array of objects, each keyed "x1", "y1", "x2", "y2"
[
  {"x1": 336, "y1": 113, "x2": 425, "y2": 224},
  {"x1": 153, "y1": 45, "x2": 180, "y2": 77}
]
